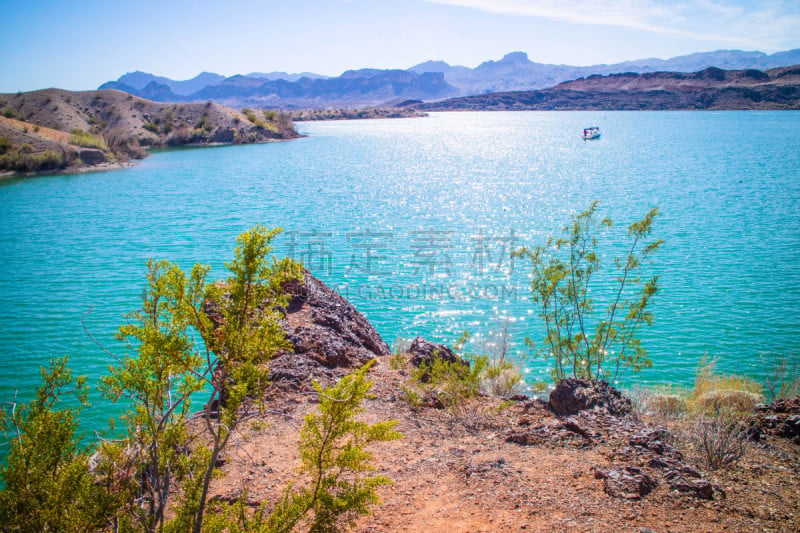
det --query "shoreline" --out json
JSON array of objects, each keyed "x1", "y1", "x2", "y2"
[{"x1": 0, "y1": 136, "x2": 303, "y2": 181}]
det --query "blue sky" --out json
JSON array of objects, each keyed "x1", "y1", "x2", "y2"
[{"x1": 1, "y1": 0, "x2": 798, "y2": 92}]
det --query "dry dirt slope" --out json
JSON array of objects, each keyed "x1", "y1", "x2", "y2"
[
  {"x1": 0, "y1": 88, "x2": 297, "y2": 174},
  {"x1": 202, "y1": 357, "x2": 800, "y2": 533}
]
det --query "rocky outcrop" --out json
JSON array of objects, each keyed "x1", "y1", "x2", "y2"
[
  {"x1": 506, "y1": 382, "x2": 715, "y2": 500},
  {"x1": 408, "y1": 337, "x2": 462, "y2": 368},
  {"x1": 753, "y1": 398, "x2": 800, "y2": 445},
  {"x1": 548, "y1": 379, "x2": 632, "y2": 416},
  {"x1": 594, "y1": 466, "x2": 656, "y2": 499},
  {"x1": 79, "y1": 148, "x2": 106, "y2": 165},
  {"x1": 269, "y1": 269, "x2": 390, "y2": 389}
]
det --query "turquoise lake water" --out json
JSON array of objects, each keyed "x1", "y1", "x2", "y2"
[{"x1": 1, "y1": 111, "x2": 799, "y2": 429}]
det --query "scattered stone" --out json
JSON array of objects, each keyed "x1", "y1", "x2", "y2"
[
  {"x1": 746, "y1": 426, "x2": 762, "y2": 442},
  {"x1": 629, "y1": 428, "x2": 683, "y2": 461},
  {"x1": 776, "y1": 415, "x2": 800, "y2": 440},
  {"x1": 594, "y1": 466, "x2": 656, "y2": 499},
  {"x1": 548, "y1": 379, "x2": 632, "y2": 416},
  {"x1": 664, "y1": 471, "x2": 714, "y2": 499},
  {"x1": 751, "y1": 397, "x2": 800, "y2": 444},
  {"x1": 464, "y1": 458, "x2": 506, "y2": 478}
]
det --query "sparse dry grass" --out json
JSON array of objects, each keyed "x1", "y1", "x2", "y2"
[{"x1": 0, "y1": 116, "x2": 69, "y2": 144}]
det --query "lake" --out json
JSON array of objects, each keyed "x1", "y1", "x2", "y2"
[{"x1": 1, "y1": 111, "x2": 799, "y2": 429}]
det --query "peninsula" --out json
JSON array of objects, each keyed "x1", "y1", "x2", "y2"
[{"x1": 0, "y1": 89, "x2": 298, "y2": 176}]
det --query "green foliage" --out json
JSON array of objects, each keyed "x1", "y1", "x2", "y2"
[
  {"x1": 389, "y1": 337, "x2": 411, "y2": 370},
  {"x1": 2, "y1": 108, "x2": 18, "y2": 119},
  {"x1": 413, "y1": 355, "x2": 486, "y2": 410},
  {"x1": 264, "y1": 362, "x2": 400, "y2": 532},
  {"x1": 473, "y1": 323, "x2": 524, "y2": 398},
  {"x1": 69, "y1": 128, "x2": 109, "y2": 151},
  {"x1": 241, "y1": 108, "x2": 278, "y2": 132},
  {"x1": 0, "y1": 146, "x2": 66, "y2": 173},
  {"x1": 100, "y1": 259, "x2": 207, "y2": 532},
  {"x1": 0, "y1": 136, "x2": 12, "y2": 154},
  {"x1": 187, "y1": 225, "x2": 302, "y2": 532},
  {"x1": 513, "y1": 201, "x2": 662, "y2": 381},
  {"x1": 0, "y1": 357, "x2": 117, "y2": 532},
  {"x1": 402, "y1": 331, "x2": 524, "y2": 420},
  {"x1": 402, "y1": 333, "x2": 486, "y2": 414},
  {"x1": 162, "y1": 108, "x2": 174, "y2": 134},
  {"x1": 143, "y1": 121, "x2": 159, "y2": 133},
  {"x1": 195, "y1": 112, "x2": 214, "y2": 133},
  {"x1": 94, "y1": 225, "x2": 301, "y2": 532}
]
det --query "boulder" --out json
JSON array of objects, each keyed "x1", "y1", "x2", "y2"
[
  {"x1": 548, "y1": 379, "x2": 632, "y2": 416},
  {"x1": 408, "y1": 336, "x2": 462, "y2": 368},
  {"x1": 79, "y1": 148, "x2": 106, "y2": 165},
  {"x1": 594, "y1": 466, "x2": 656, "y2": 499}
]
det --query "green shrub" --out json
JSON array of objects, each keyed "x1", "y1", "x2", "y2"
[
  {"x1": 69, "y1": 129, "x2": 108, "y2": 151},
  {"x1": 0, "y1": 136, "x2": 11, "y2": 154},
  {"x1": 0, "y1": 148, "x2": 65, "y2": 172},
  {"x1": 263, "y1": 362, "x2": 400, "y2": 531},
  {"x1": 143, "y1": 121, "x2": 159, "y2": 133},
  {"x1": 194, "y1": 112, "x2": 214, "y2": 133},
  {"x1": 513, "y1": 201, "x2": 662, "y2": 381},
  {"x1": 0, "y1": 357, "x2": 118, "y2": 531}
]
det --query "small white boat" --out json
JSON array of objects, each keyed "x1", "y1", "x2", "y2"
[{"x1": 583, "y1": 126, "x2": 600, "y2": 140}]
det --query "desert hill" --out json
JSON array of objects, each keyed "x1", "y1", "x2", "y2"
[{"x1": 0, "y1": 88, "x2": 297, "y2": 175}]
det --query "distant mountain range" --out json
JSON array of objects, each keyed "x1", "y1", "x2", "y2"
[
  {"x1": 415, "y1": 65, "x2": 800, "y2": 111},
  {"x1": 100, "y1": 49, "x2": 800, "y2": 108}
]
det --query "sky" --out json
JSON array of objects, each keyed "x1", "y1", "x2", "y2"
[{"x1": 1, "y1": 0, "x2": 799, "y2": 93}]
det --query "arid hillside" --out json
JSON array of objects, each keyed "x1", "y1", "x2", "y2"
[{"x1": 0, "y1": 88, "x2": 297, "y2": 175}]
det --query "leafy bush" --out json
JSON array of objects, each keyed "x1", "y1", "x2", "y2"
[
  {"x1": 513, "y1": 201, "x2": 662, "y2": 381},
  {"x1": 105, "y1": 128, "x2": 147, "y2": 159},
  {"x1": 0, "y1": 228, "x2": 401, "y2": 531},
  {"x1": 258, "y1": 362, "x2": 400, "y2": 532},
  {"x1": 143, "y1": 121, "x2": 159, "y2": 133},
  {"x1": 389, "y1": 337, "x2": 412, "y2": 370},
  {"x1": 0, "y1": 357, "x2": 118, "y2": 531},
  {"x1": 474, "y1": 323, "x2": 524, "y2": 398},
  {"x1": 194, "y1": 112, "x2": 214, "y2": 133}
]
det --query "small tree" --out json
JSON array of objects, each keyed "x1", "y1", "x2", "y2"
[
  {"x1": 99, "y1": 225, "x2": 302, "y2": 532},
  {"x1": 0, "y1": 357, "x2": 118, "y2": 532},
  {"x1": 514, "y1": 201, "x2": 662, "y2": 381},
  {"x1": 100, "y1": 259, "x2": 208, "y2": 532},
  {"x1": 188, "y1": 225, "x2": 302, "y2": 532}
]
